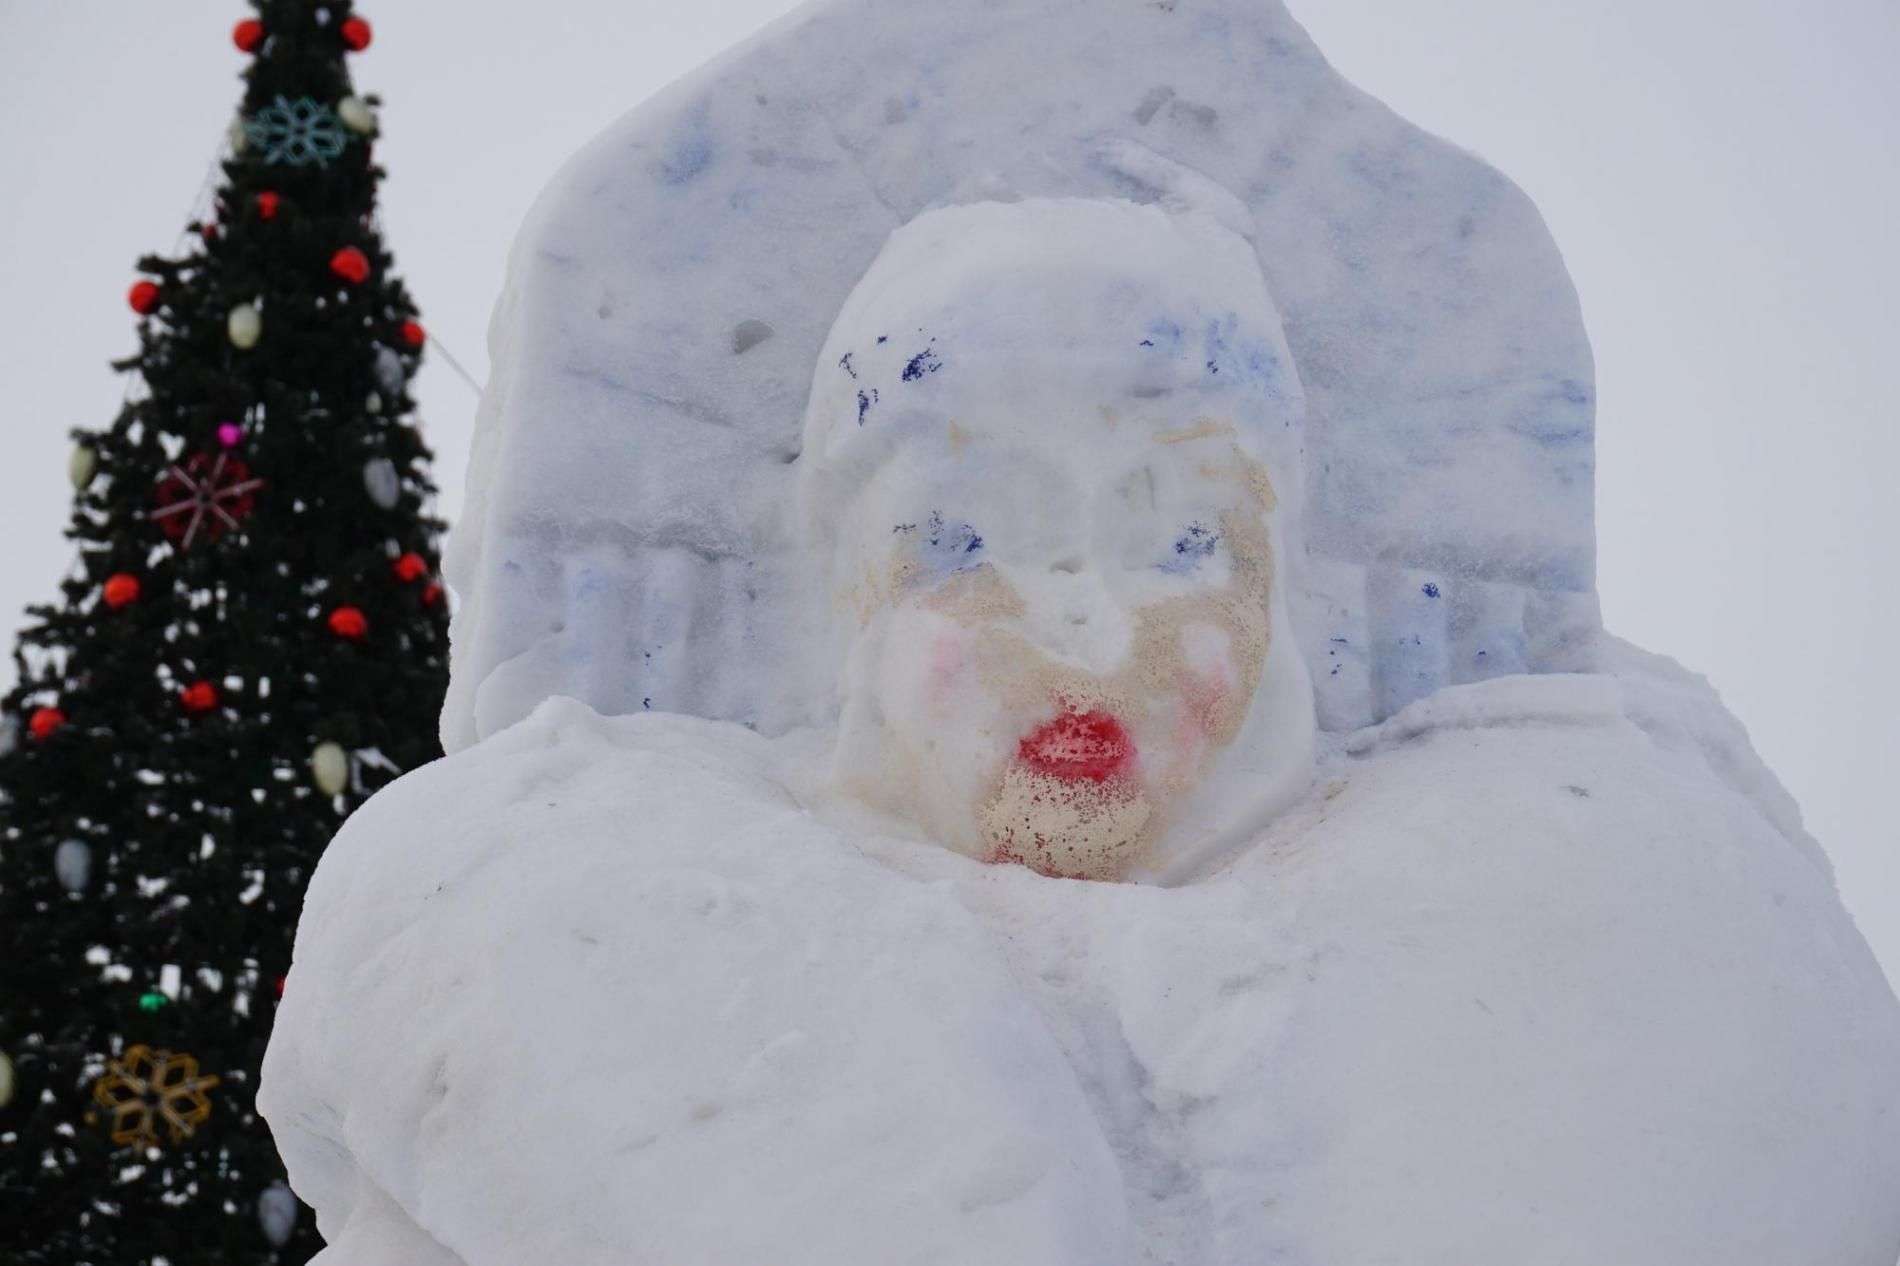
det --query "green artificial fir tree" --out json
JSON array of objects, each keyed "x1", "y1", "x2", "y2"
[{"x1": 0, "y1": 5, "x2": 448, "y2": 1261}]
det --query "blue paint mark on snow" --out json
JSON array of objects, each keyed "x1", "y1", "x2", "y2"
[
  {"x1": 902, "y1": 341, "x2": 943, "y2": 382},
  {"x1": 1203, "y1": 315, "x2": 1236, "y2": 378},
  {"x1": 1241, "y1": 339, "x2": 1281, "y2": 393},
  {"x1": 659, "y1": 116, "x2": 714, "y2": 185},
  {"x1": 1160, "y1": 522, "x2": 1220, "y2": 574},
  {"x1": 1143, "y1": 318, "x2": 1186, "y2": 355},
  {"x1": 1136, "y1": 315, "x2": 1281, "y2": 395},
  {"x1": 915, "y1": 511, "x2": 984, "y2": 577}
]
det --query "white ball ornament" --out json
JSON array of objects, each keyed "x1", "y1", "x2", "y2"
[
  {"x1": 258, "y1": 1181, "x2": 299, "y2": 1247},
  {"x1": 228, "y1": 303, "x2": 263, "y2": 350},
  {"x1": 337, "y1": 95, "x2": 378, "y2": 135},
  {"x1": 227, "y1": 115, "x2": 248, "y2": 155},
  {"x1": 362, "y1": 457, "x2": 401, "y2": 509},
  {"x1": 311, "y1": 742, "x2": 350, "y2": 796},
  {"x1": 68, "y1": 443, "x2": 98, "y2": 490},
  {"x1": 373, "y1": 345, "x2": 407, "y2": 395},
  {"x1": 0, "y1": 715, "x2": 17, "y2": 758},
  {"x1": 54, "y1": 839, "x2": 92, "y2": 894}
]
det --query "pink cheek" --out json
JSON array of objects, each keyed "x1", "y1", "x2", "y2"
[
  {"x1": 924, "y1": 632, "x2": 970, "y2": 706},
  {"x1": 1170, "y1": 670, "x2": 1234, "y2": 751}
]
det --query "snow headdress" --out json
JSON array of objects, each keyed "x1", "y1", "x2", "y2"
[{"x1": 440, "y1": 0, "x2": 1599, "y2": 751}]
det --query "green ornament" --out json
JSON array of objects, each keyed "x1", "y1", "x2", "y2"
[{"x1": 137, "y1": 991, "x2": 168, "y2": 1013}]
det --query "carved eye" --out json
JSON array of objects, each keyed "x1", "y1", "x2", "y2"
[
  {"x1": 1159, "y1": 522, "x2": 1219, "y2": 575},
  {"x1": 898, "y1": 511, "x2": 985, "y2": 580}
]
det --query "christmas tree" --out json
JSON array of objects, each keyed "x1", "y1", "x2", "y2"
[{"x1": 0, "y1": 5, "x2": 448, "y2": 1261}]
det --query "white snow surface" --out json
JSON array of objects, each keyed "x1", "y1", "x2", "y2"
[{"x1": 262, "y1": 652, "x2": 1900, "y2": 1264}]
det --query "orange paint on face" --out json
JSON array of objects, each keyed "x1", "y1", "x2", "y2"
[
  {"x1": 980, "y1": 764, "x2": 1153, "y2": 880},
  {"x1": 1177, "y1": 667, "x2": 1232, "y2": 747}
]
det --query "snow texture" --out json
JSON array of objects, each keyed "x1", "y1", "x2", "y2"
[
  {"x1": 440, "y1": 0, "x2": 1597, "y2": 751},
  {"x1": 259, "y1": 0, "x2": 1900, "y2": 1260}
]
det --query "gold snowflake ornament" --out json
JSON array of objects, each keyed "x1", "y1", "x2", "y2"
[{"x1": 92, "y1": 1045, "x2": 221, "y2": 1149}]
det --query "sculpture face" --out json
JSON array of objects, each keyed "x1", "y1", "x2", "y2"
[
  {"x1": 805, "y1": 199, "x2": 1314, "y2": 881},
  {"x1": 835, "y1": 414, "x2": 1277, "y2": 879}
]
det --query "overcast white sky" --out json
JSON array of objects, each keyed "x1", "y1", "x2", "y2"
[{"x1": 2, "y1": 0, "x2": 1894, "y2": 985}]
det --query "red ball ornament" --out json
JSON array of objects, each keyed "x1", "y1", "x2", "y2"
[
  {"x1": 128, "y1": 281, "x2": 160, "y2": 315},
  {"x1": 421, "y1": 581, "x2": 444, "y2": 609},
  {"x1": 398, "y1": 319, "x2": 426, "y2": 350},
  {"x1": 274, "y1": 974, "x2": 288, "y2": 999},
  {"x1": 329, "y1": 246, "x2": 371, "y2": 285},
  {"x1": 28, "y1": 706, "x2": 66, "y2": 741},
  {"x1": 199, "y1": 222, "x2": 219, "y2": 243},
  {"x1": 255, "y1": 190, "x2": 281, "y2": 221},
  {"x1": 339, "y1": 15, "x2": 373, "y2": 51},
  {"x1": 102, "y1": 573, "x2": 141, "y2": 609},
  {"x1": 327, "y1": 606, "x2": 369, "y2": 640},
  {"x1": 179, "y1": 681, "x2": 220, "y2": 714},
  {"x1": 232, "y1": 18, "x2": 265, "y2": 52},
  {"x1": 392, "y1": 552, "x2": 428, "y2": 583}
]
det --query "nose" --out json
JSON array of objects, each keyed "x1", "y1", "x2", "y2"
[
  {"x1": 1053, "y1": 559, "x2": 1090, "y2": 625},
  {"x1": 1000, "y1": 562, "x2": 1133, "y2": 675}
]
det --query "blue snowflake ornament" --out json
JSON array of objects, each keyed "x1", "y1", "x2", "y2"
[{"x1": 244, "y1": 97, "x2": 349, "y2": 168}]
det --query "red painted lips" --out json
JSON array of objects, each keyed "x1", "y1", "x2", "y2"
[{"x1": 1017, "y1": 709, "x2": 1135, "y2": 782}]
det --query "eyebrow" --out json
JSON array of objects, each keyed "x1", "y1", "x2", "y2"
[{"x1": 1153, "y1": 418, "x2": 1235, "y2": 445}]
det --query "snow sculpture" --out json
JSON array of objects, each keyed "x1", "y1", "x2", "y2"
[
  {"x1": 260, "y1": 0, "x2": 1900, "y2": 1262},
  {"x1": 803, "y1": 199, "x2": 1314, "y2": 880}
]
